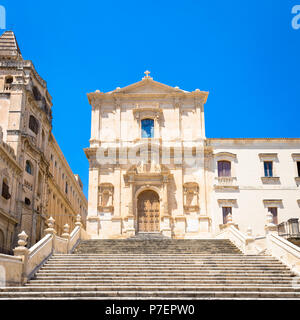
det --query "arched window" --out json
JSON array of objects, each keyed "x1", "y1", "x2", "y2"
[
  {"x1": 25, "y1": 160, "x2": 33, "y2": 175},
  {"x1": 218, "y1": 161, "x2": 231, "y2": 177},
  {"x1": 29, "y1": 115, "x2": 39, "y2": 135},
  {"x1": 141, "y1": 118, "x2": 154, "y2": 138},
  {"x1": 1, "y1": 179, "x2": 10, "y2": 200}
]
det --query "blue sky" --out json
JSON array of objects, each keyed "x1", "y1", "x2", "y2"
[{"x1": 2, "y1": 0, "x2": 300, "y2": 197}]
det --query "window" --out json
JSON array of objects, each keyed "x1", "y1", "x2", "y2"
[
  {"x1": 25, "y1": 197, "x2": 31, "y2": 206},
  {"x1": 25, "y1": 160, "x2": 33, "y2": 175},
  {"x1": 5, "y1": 76, "x2": 13, "y2": 84},
  {"x1": 32, "y1": 86, "x2": 41, "y2": 101},
  {"x1": 218, "y1": 161, "x2": 231, "y2": 177},
  {"x1": 222, "y1": 207, "x2": 232, "y2": 224},
  {"x1": 268, "y1": 207, "x2": 278, "y2": 224},
  {"x1": 141, "y1": 119, "x2": 154, "y2": 138},
  {"x1": 1, "y1": 179, "x2": 10, "y2": 200},
  {"x1": 264, "y1": 161, "x2": 273, "y2": 177},
  {"x1": 29, "y1": 115, "x2": 39, "y2": 135},
  {"x1": 297, "y1": 162, "x2": 300, "y2": 177},
  {"x1": 65, "y1": 182, "x2": 68, "y2": 194}
]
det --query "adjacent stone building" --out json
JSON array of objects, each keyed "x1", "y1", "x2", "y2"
[
  {"x1": 84, "y1": 71, "x2": 300, "y2": 239},
  {"x1": 0, "y1": 31, "x2": 87, "y2": 250}
]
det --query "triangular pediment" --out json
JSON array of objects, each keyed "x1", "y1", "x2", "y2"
[{"x1": 109, "y1": 77, "x2": 188, "y2": 94}]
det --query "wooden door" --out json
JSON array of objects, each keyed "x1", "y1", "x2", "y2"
[{"x1": 138, "y1": 190, "x2": 160, "y2": 232}]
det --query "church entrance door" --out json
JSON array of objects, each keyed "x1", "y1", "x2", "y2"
[{"x1": 137, "y1": 190, "x2": 160, "y2": 232}]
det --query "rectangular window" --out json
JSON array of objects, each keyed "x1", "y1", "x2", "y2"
[
  {"x1": 268, "y1": 207, "x2": 278, "y2": 224},
  {"x1": 264, "y1": 161, "x2": 273, "y2": 177},
  {"x1": 222, "y1": 207, "x2": 232, "y2": 224},
  {"x1": 297, "y1": 162, "x2": 300, "y2": 177},
  {"x1": 218, "y1": 161, "x2": 231, "y2": 177}
]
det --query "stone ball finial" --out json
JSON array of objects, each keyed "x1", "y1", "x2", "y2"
[
  {"x1": 63, "y1": 224, "x2": 70, "y2": 234},
  {"x1": 246, "y1": 226, "x2": 253, "y2": 237},
  {"x1": 62, "y1": 223, "x2": 70, "y2": 239},
  {"x1": 44, "y1": 216, "x2": 56, "y2": 235},
  {"x1": 17, "y1": 231, "x2": 28, "y2": 247},
  {"x1": 266, "y1": 211, "x2": 274, "y2": 225},
  {"x1": 227, "y1": 213, "x2": 233, "y2": 223},
  {"x1": 75, "y1": 214, "x2": 82, "y2": 227},
  {"x1": 47, "y1": 216, "x2": 55, "y2": 229}
]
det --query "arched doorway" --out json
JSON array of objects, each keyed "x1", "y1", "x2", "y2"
[{"x1": 137, "y1": 190, "x2": 160, "y2": 232}]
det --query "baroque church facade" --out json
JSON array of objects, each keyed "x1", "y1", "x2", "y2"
[
  {"x1": 85, "y1": 71, "x2": 300, "y2": 239},
  {"x1": 0, "y1": 31, "x2": 88, "y2": 252}
]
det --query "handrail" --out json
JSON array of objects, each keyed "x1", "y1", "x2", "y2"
[
  {"x1": 70, "y1": 226, "x2": 80, "y2": 240},
  {"x1": 269, "y1": 233, "x2": 300, "y2": 259},
  {"x1": 28, "y1": 234, "x2": 52, "y2": 257}
]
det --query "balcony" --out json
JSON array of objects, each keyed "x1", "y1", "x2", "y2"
[
  {"x1": 214, "y1": 177, "x2": 239, "y2": 191},
  {"x1": 278, "y1": 218, "x2": 300, "y2": 240},
  {"x1": 261, "y1": 176, "x2": 280, "y2": 184}
]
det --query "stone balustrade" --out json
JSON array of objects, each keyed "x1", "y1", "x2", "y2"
[{"x1": 0, "y1": 215, "x2": 89, "y2": 286}]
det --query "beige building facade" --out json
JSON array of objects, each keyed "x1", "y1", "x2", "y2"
[
  {"x1": 0, "y1": 31, "x2": 87, "y2": 250},
  {"x1": 85, "y1": 71, "x2": 300, "y2": 239}
]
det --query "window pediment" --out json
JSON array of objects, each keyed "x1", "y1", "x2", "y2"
[
  {"x1": 133, "y1": 103, "x2": 163, "y2": 120},
  {"x1": 263, "y1": 199, "x2": 283, "y2": 207},
  {"x1": 214, "y1": 152, "x2": 237, "y2": 161},
  {"x1": 217, "y1": 199, "x2": 237, "y2": 207},
  {"x1": 259, "y1": 153, "x2": 278, "y2": 161}
]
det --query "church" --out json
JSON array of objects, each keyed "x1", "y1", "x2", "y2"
[{"x1": 84, "y1": 71, "x2": 300, "y2": 239}]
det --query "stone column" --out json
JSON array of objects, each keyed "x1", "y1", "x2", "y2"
[
  {"x1": 161, "y1": 175, "x2": 171, "y2": 238},
  {"x1": 91, "y1": 101, "x2": 100, "y2": 142},
  {"x1": 86, "y1": 167, "x2": 100, "y2": 237},
  {"x1": 126, "y1": 175, "x2": 135, "y2": 237}
]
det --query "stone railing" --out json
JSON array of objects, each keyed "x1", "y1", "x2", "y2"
[
  {"x1": 267, "y1": 233, "x2": 300, "y2": 276},
  {"x1": 216, "y1": 212, "x2": 300, "y2": 275},
  {"x1": 0, "y1": 214, "x2": 89, "y2": 286},
  {"x1": 215, "y1": 214, "x2": 256, "y2": 255}
]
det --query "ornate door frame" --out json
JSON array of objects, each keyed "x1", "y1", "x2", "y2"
[{"x1": 134, "y1": 185, "x2": 163, "y2": 233}]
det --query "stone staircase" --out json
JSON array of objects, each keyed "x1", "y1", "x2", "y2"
[{"x1": 1, "y1": 238, "x2": 300, "y2": 299}]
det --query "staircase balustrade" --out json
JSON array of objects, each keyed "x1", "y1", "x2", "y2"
[{"x1": 0, "y1": 215, "x2": 89, "y2": 286}]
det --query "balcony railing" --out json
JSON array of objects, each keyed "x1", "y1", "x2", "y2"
[
  {"x1": 215, "y1": 177, "x2": 237, "y2": 185},
  {"x1": 278, "y1": 218, "x2": 300, "y2": 239}
]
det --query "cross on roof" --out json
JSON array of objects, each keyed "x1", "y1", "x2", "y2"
[{"x1": 144, "y1": 70, "x2": 150, "y2": 78}]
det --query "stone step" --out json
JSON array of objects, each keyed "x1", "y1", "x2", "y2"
[
  {"x1": 1, "y1": 286, "x2": 300, "y2": 293},
  {"x1": 36, "y1": 271, "x2": 293, "y2": 277},
  {"x1": 47, "y1": 257, "x2": 281, "y2": 262},
  {"x1": 53, "y1": 253, "x2": 246, "y2": 257},
  {"x1": 1, "y1": 290, "x2": 300, "y2": 299},
  {"x1": 32, "y1": 275, "x2": 296, "y2": 280},
  {"x1": 43, "y1": 262, "x2": 287, "y2": 267},
  {"x1": 27, "y1": 279, "x2": 297, "y2": 285},
  {"x1": 39, "y1": 266, "x2": 290, "y2": 272}
]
